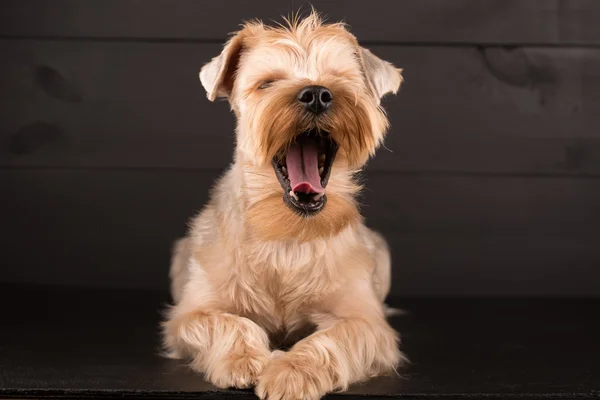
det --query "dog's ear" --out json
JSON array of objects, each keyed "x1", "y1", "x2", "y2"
[
  {"x1": 359, "y1": 47, "x2": 403, "y2": 100},
  {"x1": 199, "y1": 31, "x2": 245, "y2": 101}
]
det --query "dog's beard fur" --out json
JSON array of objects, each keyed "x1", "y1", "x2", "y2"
[
  {"x1": 243, "y1": 162, "x2": 361, "y2": 242},
  {"x1": 240, "y1": 78, "x2": 386, "y2": 241},
  {"x1": 164, "y1": 10, "x2": 405, "y2": 399}
]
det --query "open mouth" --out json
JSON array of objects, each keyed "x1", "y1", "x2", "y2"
[{"x1": 271, "y1": 130, "x2": 339, "y2": 216}]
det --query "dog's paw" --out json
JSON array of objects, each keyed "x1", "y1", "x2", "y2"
[
  {"x1": 256, "y1": 356, "x2": 329, "y2": 400},
  {"x1": 206, "y1": 349, "x2": 270, "y2": 389}
]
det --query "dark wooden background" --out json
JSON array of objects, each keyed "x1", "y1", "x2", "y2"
[{"x1": 1, "y1": 0, "x2": 599, "y2": 297}]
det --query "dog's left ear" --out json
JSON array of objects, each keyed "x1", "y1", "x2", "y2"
[
  {"x1": 359, "y1": 47, "x2": 403, "y2": 101},
  {"x1": 199, "y1": 32, "x2": 245, "y2": 101}
]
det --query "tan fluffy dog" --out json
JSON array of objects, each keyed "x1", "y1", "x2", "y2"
[{"x1": 162, "y1": 11, "x2": 404, "y2": 400}]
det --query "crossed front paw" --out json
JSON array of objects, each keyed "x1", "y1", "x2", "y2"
[
  {"x1": 204, "y1": 348, "x2": 271, "y2": 389},
  {"x1": 256, "y1": 355, "x2": 332, "y2": 400}
]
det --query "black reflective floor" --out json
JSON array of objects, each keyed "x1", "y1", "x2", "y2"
[{"x1": 1, "y1": 284, "x2": 598, "y2": 399}]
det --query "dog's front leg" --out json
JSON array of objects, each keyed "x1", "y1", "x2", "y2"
[
  {"x1": 256, "y1": 281, "x2": 403, "y2": 400},
  {"x1": 164, "y1": 310, "x2": 271, "y2": 389}
]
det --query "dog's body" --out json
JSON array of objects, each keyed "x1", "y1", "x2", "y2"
[{"x1": 163, "y1": 11, "x2": 404, "y2": 399}]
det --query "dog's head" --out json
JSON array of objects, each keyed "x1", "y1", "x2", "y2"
[{"x1": 200, "y1": 11, "x2": 402, "y2": 235}]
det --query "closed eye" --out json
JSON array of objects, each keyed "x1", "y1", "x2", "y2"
[{"x1": 258, "y1": 80, "x2": 275, "y2": 90}]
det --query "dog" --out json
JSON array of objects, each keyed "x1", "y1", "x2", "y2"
[{"x1": 162, "y1": 11, "x2": 404, "y2": 400}]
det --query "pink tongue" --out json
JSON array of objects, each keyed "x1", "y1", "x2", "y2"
[{"x1": 286, "y1": 140, "x2": 325, "y2": 194}]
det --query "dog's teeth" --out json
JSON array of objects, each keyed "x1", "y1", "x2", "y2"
[
  {"x1": 319, "y1": 167, "x2": 324, "y2": 175},
  {"x1": 289, "y1": 191, "x2": 299, "y2": 201},
  {"x1": 281, "y1": 166, "x2": 287, "y2": 175},
  {"x1": 319, "y1": 153, "x2": 326, "y2": 162},
  {"x1": 314, "y1": 192, "x2": 325, "y2": 200}
]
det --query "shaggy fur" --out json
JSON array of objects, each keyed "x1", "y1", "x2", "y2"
[{"x1": 163, "y1": 11, "x2": 404, "y2": 399}]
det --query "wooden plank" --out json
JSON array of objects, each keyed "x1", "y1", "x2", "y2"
[
  {"x1": 302, "y1": 0, "x2": 600, "y2": 45},
  {"x1": 360, "y1": 174, "x2": 600, "y2": 297},
  {"x1": 0, "y1": 40, "x2": 236, "y2": 170},
  {"x1": 371, "y1": 45, "x2": 600, "y2": 176},
  {"x1": 2, "y1": 41, "x2": 600, "y2": 175},
  {"x1": 1, "y1": 0, "x2": 600, "y2": 44},
  {"x1": 0, "y1": 0, "x2": 290, "y2": 41},
  {"x1": 2, "y1": 169, "x2": 599, "y2": 296},
  {"x1": 0, "y1": 169, "x2": 218, "y2": 292}
]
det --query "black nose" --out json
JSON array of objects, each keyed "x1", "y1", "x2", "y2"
[{"x1": 297, "y1": 86, "x2": 332, "y2": 114}]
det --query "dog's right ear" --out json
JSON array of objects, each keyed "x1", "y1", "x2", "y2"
[{"x1": 199, "y1": 31, "x2": 246, "y2": 101}]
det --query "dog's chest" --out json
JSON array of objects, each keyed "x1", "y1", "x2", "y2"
[{"x1": 228, "y1": 241, "x2": 343, "y2": 330}]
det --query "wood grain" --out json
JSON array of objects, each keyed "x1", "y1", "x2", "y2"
[{"x1": 2, "y1": 41, "x2": 600, "y2": 175}]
